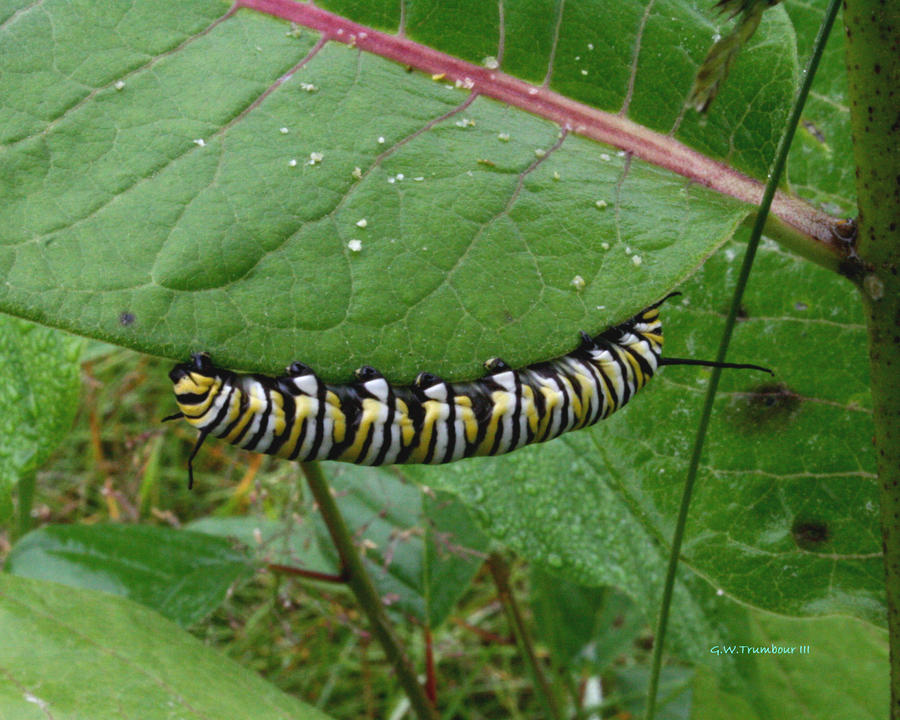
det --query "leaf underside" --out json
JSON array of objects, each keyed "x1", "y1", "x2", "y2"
[{"x1": 0, "y1": 0, "x2": 805, "y2": 381}]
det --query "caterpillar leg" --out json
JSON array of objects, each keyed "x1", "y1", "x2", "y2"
[
  {"x1": 483, "y1": 357, "x2": 511, "y2": 374},
  {"x1": 355, "y1": 365, "x2": 384, "y2": 381},
  {"x1": 286, "y1": 361, "x2": 315, "y2": 377},
  {"x1": 187, "y1": 431, "x2": 208, "y2": 490},
  {"x1": 414, "y1": 371, "x2": 444, "y2": 389}
]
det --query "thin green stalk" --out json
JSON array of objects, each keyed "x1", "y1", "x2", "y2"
[
  {"x1": 300, "y1": 462, "x2": 439, "y2": 720},
  {"x1": 16, "y1": 470, "x2": 36, "y2": 540},
  {"x1": 843, "y1": 2, "x2": 900, "y2": 715},
  {"x1": 486, "y1": 553, "x2": 564, "y2": 720},
  {"x1": 644, "y1": 2, "x2": 842, "y2": 718}
]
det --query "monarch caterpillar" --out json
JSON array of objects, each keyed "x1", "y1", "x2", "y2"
[{"x1": 166, "y1": 294, "x2": 770, "y2": 487}]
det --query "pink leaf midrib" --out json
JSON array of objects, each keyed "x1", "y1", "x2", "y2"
[{"x1": 238, "y1": 0, "x2": 838, "y2": 253}]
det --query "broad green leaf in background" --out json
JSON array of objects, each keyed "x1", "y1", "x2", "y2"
[
  {"x1": 691, "y1": 611, "x2": 887, "y2": 719},
  {"x1": 0, "y1": 573, "x2": 333, "y2": 719},
  {"x1": 0, "y1": 317, "x2": 81, "y2": 520},
  {"x1": 0, "y1": 0, "x2": 813, "y2": 381},
  {"x1": 4, "y1": 523, "x2": 252, "y2": 626}
]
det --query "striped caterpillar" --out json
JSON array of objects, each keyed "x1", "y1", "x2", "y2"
[{"x1": 166, "y1": 294, "x2": 770, "y2": 487}]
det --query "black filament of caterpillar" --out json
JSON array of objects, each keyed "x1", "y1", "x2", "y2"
[{"x1": 165, "y1": 294, "x2": 771, "y2": 488}]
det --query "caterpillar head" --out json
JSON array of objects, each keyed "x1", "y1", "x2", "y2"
[{"x1": 169, "y1": 352, "x2": 218, "y2": 396}]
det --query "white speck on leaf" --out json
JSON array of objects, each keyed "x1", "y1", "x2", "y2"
[
  {"x1": 352, "y1": 166, "x2": 363, "y2": 179},
  {"x1": 534, "y1": 148, "x2": 546, "y2": 158},
  {"x1": 114, "y1": 80, "x2": 125, "y2": 90},
  {"x1": 581, "y1": 69, "x2": 588, "y2": 76},
  {"x1": 498, "y1": 132, "x2": 510, "y2": 142},
  {"x1": 571, "y1": 275, "x2": 586, "y2": 291},
  {"x1": 300, "y1": 82, "x2": 317, "y2": 92},
  {"x1": 378, "y1": 136, "x2": 386, "y2": 144},
  {"x1": 24, "y1": 694, "x2": 48, "y2": 710},
  {"x1": 356, "y1": 218, "x2": 368, "y2": 228},
  {"x1": 601, "y1": 242, "x2": 610, "y2": 250},
  {"x1": 193, "y1": 138, "x2": 206, "y2": 147},
  {"x1": 595, "y1": 200, "x2": 608, "y2": 209},
  {"x1": 482, "y1": 56, "x2": 499, "y2": 69},
  {"x1": 552, "y1": 171, "x2": 560, "y2": 181},
  {"x1": 600, "y1": 153, "x2": 611, "y2": 162},
  {"x1": 348, "y1": 239, "x2": 362, "y2": 252},
  {"x1": 288, "y1": 158, "x2": 298, "y2": 167},
  {"x1": 280, "y1": 127, "x2": 289, "y2": 134},
  {"x1": 632, "y1": 255, "x2": 643, "y2": 266},
  {"x1": 308, "y1": 152, "x2": 323, "y2": 165}
]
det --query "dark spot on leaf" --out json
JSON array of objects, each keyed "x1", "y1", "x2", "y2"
[
  {"x1": 794, "y1": 301, "x2": 808, "y2": 311},
  {"x1": 792, "y1": 519, "x2": 830, "y2": 550},
  {"x1": 119, "y1": 311, "x2": 136, "y2": 327},
  {"x1": 736, "y1": 304, "x2": 749, "y2": 321},
  {"x1": 801, "y1": 119, "x2": 827, "y2": 144},
  {"x1": 729, "y1": 383, "x2": 801, "y2": 431}
]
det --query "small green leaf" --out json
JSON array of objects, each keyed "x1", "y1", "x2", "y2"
[
  {"x1": 0, "y1": 574, "x2": 333, "y2": 719},
  {"x1": 314, "y1": 464, "x2": 488, "y2": 627},
  {"x1": 4, "y1": 523, "x2": 251, "y2": 626},
  {"x1": 187, "y1": 515, "x2": 335, "y2": 573},
  {"x1": 531, "y1": 572, "x2": 646, "y2": 670},
  {"x1": 0, "y1": 317, "x2": 81, "y2": 519},
  {"x1": 688, "y1": 1, "x2": 784, "y2": 114}
]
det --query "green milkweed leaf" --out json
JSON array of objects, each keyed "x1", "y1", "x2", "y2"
[{"x1": 0, "y1": 573, "x2": 333, "y2": 719}]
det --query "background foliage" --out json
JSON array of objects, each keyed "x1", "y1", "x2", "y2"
[{"x1": 0, "y1": 0, "x2": 884, "y2": 717}]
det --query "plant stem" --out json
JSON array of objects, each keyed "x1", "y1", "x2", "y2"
[
  {"x1": 15, "y1": 470, "x2": 35, "y2": 540},
  {"x1": 643, "y1": 2, "x2": 842, "y2": 718},
  {"x1": 843, "y1": 2, "x2": 900, "y2": 716},
  {"x1": 486, "y1": 553, "x2": 564, "y2": 720},
  {"x1": 300, "y1": 462, "x2": 438, "y2": 720}
]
